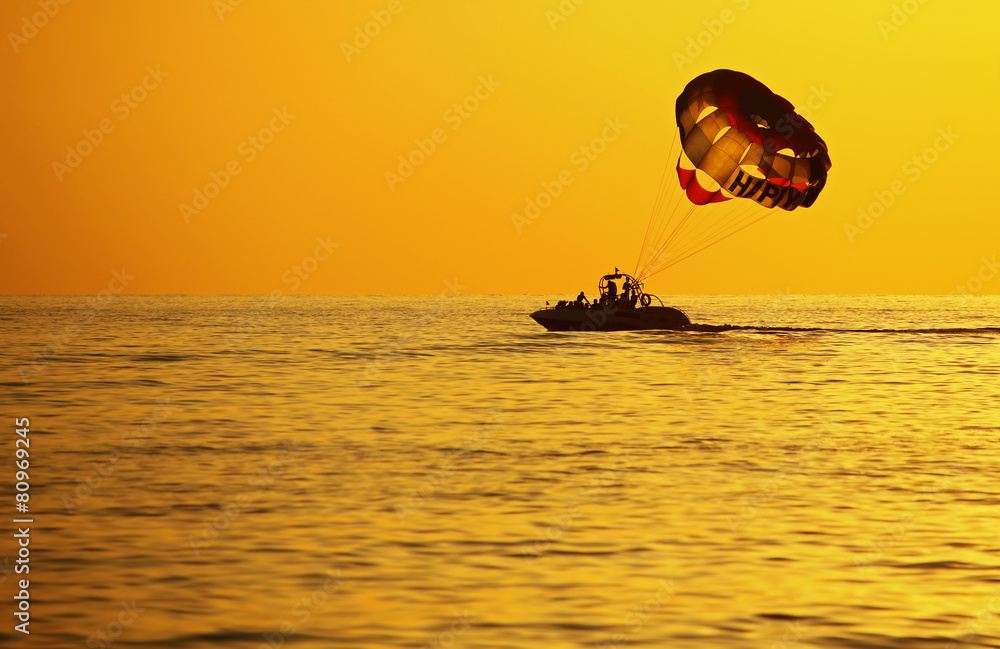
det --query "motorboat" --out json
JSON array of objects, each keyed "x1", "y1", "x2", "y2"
[{"x1": 529, "y1": 272, "x2": 690, "y2": 331}]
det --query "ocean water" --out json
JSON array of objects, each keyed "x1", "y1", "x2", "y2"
[{"x1": 1, "y1": 294, "x2": 999, "y2": 649}]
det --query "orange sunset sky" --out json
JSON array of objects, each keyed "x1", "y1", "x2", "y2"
[{"x1": 1, "y1": 1, "x2": 997, "y2": 295}]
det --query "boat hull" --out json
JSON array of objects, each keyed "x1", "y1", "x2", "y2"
[{"x1": 530, "y1": 305, "x2": 691, "y2": 331}]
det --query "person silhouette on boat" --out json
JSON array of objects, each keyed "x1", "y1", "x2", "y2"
[
  {"x1": 622, "y1": 278, "x2": 633, "y2": 304},
  {"x1": 607, "y1": 280, "x2": 617, "y2": 301},
  {"x1": 575, "y1": 291, "x2": 588, "y2": 307}
]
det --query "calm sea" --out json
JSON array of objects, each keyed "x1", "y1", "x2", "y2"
[{"x1": 1, "y1": 294, "x2": 999, "y2": 649}]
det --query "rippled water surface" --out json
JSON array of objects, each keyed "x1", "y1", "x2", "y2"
[{"x1": 1, "y1": 294, "x2": 999, "y2": 648}]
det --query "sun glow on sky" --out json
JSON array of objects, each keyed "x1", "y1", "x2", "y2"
[{"x1": 1, "y1": 1, "x2": 998, "y2": 295}]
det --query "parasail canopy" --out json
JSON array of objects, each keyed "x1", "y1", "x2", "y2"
[{"x1": 635, "y1": 69, "x2": 831, "y2": 281}]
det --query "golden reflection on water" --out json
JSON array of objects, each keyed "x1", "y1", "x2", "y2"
[{"x1": 1, "y1": 295, "x2": 999, "y2": 648}]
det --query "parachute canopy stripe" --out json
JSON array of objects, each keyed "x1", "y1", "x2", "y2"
[{"x1": 678, "y1": 166, "x2": 728, "y2": 205}]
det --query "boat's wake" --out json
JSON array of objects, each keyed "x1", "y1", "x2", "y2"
[{"x1": 680, "y1": 324, "x2": 1000, "y2": 335}]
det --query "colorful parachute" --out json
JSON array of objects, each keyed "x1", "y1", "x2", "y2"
[
  {"x1": 677, "y1": 69, "x2": 831, "y2": 209},
  {"x1": 635, "y1": 69, "x2": 831, "y2": 280}
]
